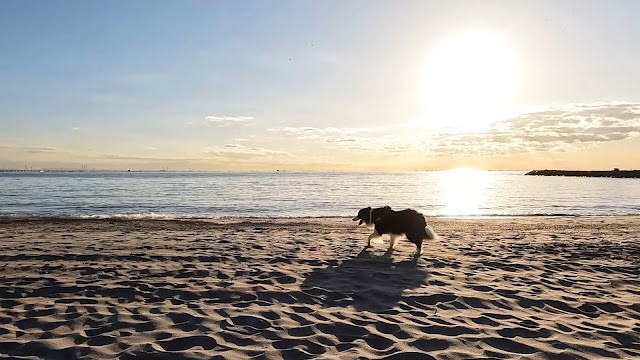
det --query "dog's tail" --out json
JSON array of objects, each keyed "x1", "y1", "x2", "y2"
[{"x1": 424, "y1": 225, "x2": 437, "y2": 240}]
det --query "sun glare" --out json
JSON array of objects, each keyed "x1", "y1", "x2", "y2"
[
  {"x1": 423, "y1": 31, "x2": 518, "y2": 132},
  {"x1": 438, "y1": 168, "x2": 493, "y2": 216}
]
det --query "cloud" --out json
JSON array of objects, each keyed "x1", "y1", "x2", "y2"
[
  {"x1": 205, "y1": 115, "x2": 255, "y2": 123},
  {"x1": 325, "y1": 138, "x2": 357, "y2": 143},
  {"x1": 96, "y1": 154, "x2": 200, "y2": 161},
  {"x1": 0, "y1": 146, "x2": 57, "y2": 153},
  {"x1": 267, "y1": 126, "x2": 384, "y2": 143},
  {"x1": 429, "y1": 101, "x2": 640, "y2": 155},
  {"x1": 95, "y1": 151, "x2": 289, "y2": 163},
  {"x1": 24, "y1": 147, "x2": 57, "y2": 153},
  {"x1": 204, "y1": 144, "x2": 289, "y2": 161},
  {"x1": 270, "y1": 126, "x2": 379, "y2": 136}
]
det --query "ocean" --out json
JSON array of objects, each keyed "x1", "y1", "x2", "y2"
[{"x1": 1, "y1": 170, "x2": 639, "y2": 218}]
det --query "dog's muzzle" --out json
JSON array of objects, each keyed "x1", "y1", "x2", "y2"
[{"x1": 352, "y1": 217, "x2": 364, "y2": 225}]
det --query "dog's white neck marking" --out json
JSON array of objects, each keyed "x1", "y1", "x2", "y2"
[{"x1": 369, "y1": 207, "x2": 373, "y2": 224}]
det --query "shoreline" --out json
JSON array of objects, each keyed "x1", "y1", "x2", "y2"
[
  {"x1": 2, "y1": 215, "x2": 640, "y2": 234},
  {"x1": 1, "y1": 214, "x2": 640, "y2": 233},
  {"x1": 2, "y1": 212, "x2": 640, "y2": 222}
]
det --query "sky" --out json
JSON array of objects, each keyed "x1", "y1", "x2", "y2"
[{"x1": 1, "y1": 1, "x2": 639, "y2": 171}]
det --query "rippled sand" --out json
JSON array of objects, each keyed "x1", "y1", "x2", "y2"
[{"x1": 0, "y1": 217, "x2": 639, "y2": 359}]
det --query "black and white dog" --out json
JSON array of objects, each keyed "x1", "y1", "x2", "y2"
[{"x1": 353, "y1": 206, "x2": 436, "y2": 257}]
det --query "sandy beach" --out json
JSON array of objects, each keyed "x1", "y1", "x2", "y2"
[{"x1": 0, "y1": 216, "x2": 638, "y2": 359}]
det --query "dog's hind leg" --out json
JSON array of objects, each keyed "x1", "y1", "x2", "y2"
[
  {"x1": 384, "y1": 234, "x2": 399, "y2": 256},
  {"x1": 388, "y1": 234, "x2": 399, "y2": 251},
  {"x1": 407, "y1": 235, "x2": 423, "y2": 259}
]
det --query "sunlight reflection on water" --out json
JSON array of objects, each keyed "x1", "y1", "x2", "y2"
[{"x1": 438, "y1": 169, "x2": 494, "y2": 216}]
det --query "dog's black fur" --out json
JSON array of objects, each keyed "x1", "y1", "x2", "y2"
[
  {"x1": 354, "y1": 207, "x2": 436, "y2": 258},
  {"x1": 374, "y1": 208, "x2": 432, "y2": 249}
]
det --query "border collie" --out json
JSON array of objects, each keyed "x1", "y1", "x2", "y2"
[{"x1": 353, "y1": 207, "x2": 436, "y2": 257}]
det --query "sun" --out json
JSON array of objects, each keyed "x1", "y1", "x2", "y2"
[{"x1": 422, "y1": 31, "x2": 518, "y2": 132}]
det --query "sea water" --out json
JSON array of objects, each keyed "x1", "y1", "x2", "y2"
[{"x1": 1, "y1": 170, "x2": 639, "y2": 218}]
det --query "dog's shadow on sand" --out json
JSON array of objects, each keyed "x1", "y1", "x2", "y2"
[{"x1": 300, "y1": 248, "x2": 430, "y2": 313}]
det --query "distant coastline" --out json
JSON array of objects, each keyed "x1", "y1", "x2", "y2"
[
  {"x1": 526, "y1": 169, "x2": 640, "y2": 178},
  {"x1": 0, "y1": 169, "x2": 165, "y2": 173}
]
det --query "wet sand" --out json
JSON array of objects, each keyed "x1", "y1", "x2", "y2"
[{"x1": 0, "y1": 216, "x2": 639, "y2": 359}]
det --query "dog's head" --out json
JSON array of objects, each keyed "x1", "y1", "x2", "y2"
[
  {"x1": 352, "y1": 207, "x2": 371, "y2": 225},
  {"x1": 352, "y1": 206, "x2": 392, "y2": 225}
]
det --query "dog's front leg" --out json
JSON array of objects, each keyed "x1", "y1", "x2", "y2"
[{"x1": 366, "y1": 230, "x2": 380, "y2": 248}]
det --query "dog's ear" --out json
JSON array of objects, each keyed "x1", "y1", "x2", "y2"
[{"x1": 384, "y1": 205, "x2": 391, "y2": 210}]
